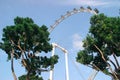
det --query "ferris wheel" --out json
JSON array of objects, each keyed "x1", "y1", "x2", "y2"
[
  {"x1": 48, "y1": 6, "x2": 98, "y2": 33},
  {"x1": 48, "y1": 6, "x2": 99, "y2": 80}
]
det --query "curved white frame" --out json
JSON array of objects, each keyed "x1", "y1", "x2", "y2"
[{"x1": 49, "y1": 7, "x2": 98, "y2": 80}]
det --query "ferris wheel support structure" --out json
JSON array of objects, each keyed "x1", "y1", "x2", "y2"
[
  {"x1": 49, "y1": 43, "x2": 69, "y2": 80},
  {"x1": 49, "y1": 6, "x2": 99, "y2": 80}
]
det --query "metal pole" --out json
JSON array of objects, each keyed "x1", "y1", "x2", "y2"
[
  {"x1": 65, "y1": 52, "x2": 69, "y2": 80},
  {"x1": 50, "y1": 43, "x2": 69, "y2": 80},
  {"x1": 49, "y1": 43, "x2": 56, "y2": 80}
]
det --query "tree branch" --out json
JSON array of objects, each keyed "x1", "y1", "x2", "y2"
[
  {"x1": 10, "y1": 39, "x2": 30, "y2": 71},
  {"x1": 109, "y1": 59, "x2": 117, "y2": 70},
  {"x1": 92, "y1": 64, "x2": 101, "y2": 71},
  {"x1": 94, "y1": 44, "x2": 106, "y2": 62},
  {"x1": 11, "y1": 48, "x2": 17, "y2": 80},
  {"x1": 94, "y1": 44, "x2": 118, "y2": 80},
  {"x1": 112, "y1": 52, "x2": 120, "y2": 68}
]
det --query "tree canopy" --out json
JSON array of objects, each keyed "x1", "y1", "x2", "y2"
[
  {"x1": 0, "y1": 17, "x2": 58, "y2": 80},
  {"x1": 76, "y1": 14, "x2": 120, "y2": 80},
  {"x1": 18, "y1": 74, "x2": 43, "y2": 80}
]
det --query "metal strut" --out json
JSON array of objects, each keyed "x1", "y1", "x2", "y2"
[{"x1": 49, "y1": 43, "x2": 69, "y2": 80}]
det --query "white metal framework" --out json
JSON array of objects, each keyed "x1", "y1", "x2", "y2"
[
  {"x1": 49, "y1": 43, "x2": 69, "y2": 80},
  {"x1": 48, "y1": 6, "x2": 98, "y2": 33},
  {"x1": 49, "y1": 6, "x2": 99, "y2": 80}
]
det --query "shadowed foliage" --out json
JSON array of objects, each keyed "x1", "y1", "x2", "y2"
[{"x1": 18, "y1": 74, "x2": 43, "y2": 80}]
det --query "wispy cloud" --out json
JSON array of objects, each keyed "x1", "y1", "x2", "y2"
[
  {"x1": 72, "y1": 33, "x2": 84, "y2": 51},
  {"x1": 66, "y1": 0, "x2": 109, "y2": 6},
  {"x1": 6, "y1": 0, "x2": 120, "y2": 7}
]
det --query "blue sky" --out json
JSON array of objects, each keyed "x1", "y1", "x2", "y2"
[{"x1": 0, "y1": 0, "x2": 120, "y2": 80}]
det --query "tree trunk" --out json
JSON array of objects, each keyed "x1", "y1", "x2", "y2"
[
  {"x1": 11, "y1": 59, "x2": 17, "y2": 80},
  {"x1": 26, "y1": 72, "x2": 30, "y2": 80},
  {"x1": 112, "y1": 73, "x2": 120, "y2": 80},
  {"x1": 116, "y1": 74, "x2": 120, "y2": 80},
  {"x1": 11, "y1": 49, "x2": 17, "y2": 80}
]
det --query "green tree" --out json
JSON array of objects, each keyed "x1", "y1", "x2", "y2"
[
  {"x1": 0, "y1": 17, "x2": 58, "y2": 80},
  {"x1": 76, "y1": 14, "x2": 120, "y2": 80},
  {"x1": 18, "y1": 74, "x2": 43, "y2": 80}
]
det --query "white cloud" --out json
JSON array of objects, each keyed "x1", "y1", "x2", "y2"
[
  {"x1": 65, "y1": 0, "x2": 110, "y2": 6},
  {"x1": 9, "y1": 0, "x2": 120, "y2": 7},
  {"x1": 72, "y1": 33, "x2": 84, "y2": 51}
]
